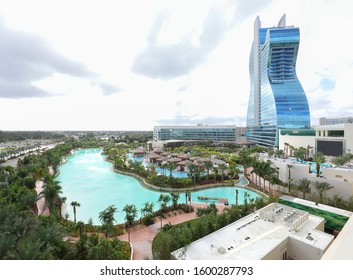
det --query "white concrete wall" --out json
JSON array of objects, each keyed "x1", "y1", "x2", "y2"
[
  {"x1": 323, "y1": 168, "x2": 353, "y2": 182},
  {"x1": 268, "y1": 158, "x2": 353, "y2": 199},
  {"x1": 344, "y1": 124, "x2": 353, "y2": 153},
  {"x1": 287, "y1": 235, "x2": 330, "y2": 260},
  {"x1": 279, "y1": 135, "x2": 316, "y2": 153}
]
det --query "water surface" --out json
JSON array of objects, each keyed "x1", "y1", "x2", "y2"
[{"x1": 58, "y1": 149, "x2": 262, "y2": 224}]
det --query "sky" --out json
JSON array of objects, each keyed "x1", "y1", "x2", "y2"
[{"x1": 0, "y1": 0, "x2": 352, "y2": 131}]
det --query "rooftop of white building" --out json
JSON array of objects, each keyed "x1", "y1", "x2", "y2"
[
  {"x1": 280, "y1": 195, "x2": 352, "y2": 218},
  {"x1": 172, "y1": 203, "x2": 334, "y2": 260}
]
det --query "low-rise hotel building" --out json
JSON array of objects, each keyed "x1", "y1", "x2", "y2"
[
  {"x1": 172, "y1": 203, "x2": 334, "y2": 260},
  {"x1": 153, "y1": 125, "x2": 236, "y2": 143}
]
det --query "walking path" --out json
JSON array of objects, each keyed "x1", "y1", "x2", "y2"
[
  {"x1": 117, "y1": 202, "x2": 227, "y2": 260},
  {"x1": 35, "y1": 166, "x2": 54, "y2": 216},
  {"x1": 35, "y1": 180, "x2": 49, "y2": 215}
]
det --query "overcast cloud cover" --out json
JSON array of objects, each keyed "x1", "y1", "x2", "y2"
[
  {"x1": 0, "y1": 17, "x2": 119, "y2": 98},
  {"x1": 0, "y1": 0, "x2": 352, "y2": 130}
]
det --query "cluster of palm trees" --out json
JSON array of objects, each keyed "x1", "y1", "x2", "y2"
[
  {"x1": 296, "y1": 178, "x2": 333, "y2": 204},
  {"x1": 250, "y1": 159, "x2": 279, "y2": 194}
]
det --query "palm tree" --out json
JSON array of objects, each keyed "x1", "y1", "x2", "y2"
[
  {"x1": 218, "y1": 163, "x2": 227, "y2": 182},
  {"x1": 170, "y1": 192, "x2": 180, "y2": 209},
  {"x1": 260, "y1": 160, "x2": 275, "y2": 192},
  {"x1": 161, "y1": 162, "x2": 168, "y2": 176},
  {"x1": 71, "y1": 201, "x2": 81, "y2": 224},
  {"x1": 213, "y1": 166, "x2": 219, "y2": 183},
  {"x1": 99, "y1": 205, "x2": 117, "y2": 238},
  {"x1": 19, "y1": 190, "x2": 39, "y2": 215},
  {"x1": 287, "y1": 164, "x2": 293, "y2": 193},
  {"x1": 312, "y1": 181, "x2": 333, "y2": 204},
  {"x1": 140, "y1": 202, "x2": 154, "y2": 218},
  {"x1": 157, "y1": 194, "x2": 168, "y2": 214},
  {"x1": 250, "y1": 158, "x2": 261, "y2": 187},
  {"x1": 313, "y1": 152, "x2": 326, "y2": 177},
  {"x1": 166, "y1": 162, "x2": 175, "y2": 178},
  {"x1": 238, "y1": 149, "x2": 252, "y2": 173},
  {"x1": 187, "y1": 163, "x2": 197, "y2": 184},
  {"x1": 203, "y1": 161, "x2": 213, "y2": 176},
  {"x1": 123, "y1": 204, "x2": 137, "y2": 243},
  {"x1": 40, "y1": 180, "x2": 63, "y2": 217},
  {"x1": 235, "y1": 189, "x2": 239, "y2": 207},
  {"x1": 297, "y1": 178, "x2": 311, "y2": 199},
  {"x1": 293, "y1": 147, "x2": 307, "y2": 162}
]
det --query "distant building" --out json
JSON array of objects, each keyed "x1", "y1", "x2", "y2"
[
  {"x1": 278, "y1": 124, "x2": 353, "y2": 157},
  {"x1": 153, "y1": 125, "x2": 237, "y2": 142},
  {"x1": 246, "y1": 14, "x2": 310, "y2": 147},
  {"x1": 319, "y1": 117, "x2": 353, "y2": 126},
  {"x1": 172, "y1": 202, "x2": 334, "y2": 260},
  {"x1": 315, "y1": 123, "x2": 353, "y2": 156},
  {"x1": 236, "y1": 127, "x2": 246, "y2": 137}
]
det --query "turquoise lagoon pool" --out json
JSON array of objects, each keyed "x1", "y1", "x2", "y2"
[{"x1": 57, "y1": 149, "x2": 262, "y2": 225}]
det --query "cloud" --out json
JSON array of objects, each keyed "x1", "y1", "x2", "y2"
[
  {"x1": 155, "y1": 113, "x2": 244, "y2": 126},
  {"x1": 319, "y1": 77, "x2": 336, "y2": 91},
  {"x1": 96, "y1": 82, "x2": 121, "y2": 96},
  {"x1": 0, "y1": 18, "x2": 119, "y2": 98},
  {"x1": 177, "y1": 85, "x2": 188, "y2": 92},
  {"x1": 132, "y1": 0, "x2": 274, "y2": 80},
  {"x1": 234, "y1": 0, "x2": 274, "y2": 23},
  {"x1": 132, "y1": 4, "x2": 232, "y2": 79}
]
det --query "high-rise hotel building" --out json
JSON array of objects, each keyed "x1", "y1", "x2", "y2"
[{"x1": 246, "y1": 14, "x2": 310, "y2": 147}]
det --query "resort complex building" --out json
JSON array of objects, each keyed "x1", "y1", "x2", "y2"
[
  {"x1": 319, "y1": 117, "x2": 353, "y2": 126},
  {"x1": 172, "y1": 202, "x2": 334, "y2": 260},
  {"x1": 278, "y1": 123, "x2": 353, "y2": 157},
  {"x1": 153, "y1": 125, "x2": 237, "y2": 143},
  {"x1": 246, "y1": 14, "x2": 310, "y2": 148}
]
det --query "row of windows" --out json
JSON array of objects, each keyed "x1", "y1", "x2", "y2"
[{"x1": 154, "y1": 128, "x2": 236, "y2": 141}]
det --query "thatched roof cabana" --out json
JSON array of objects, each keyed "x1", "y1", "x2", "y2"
[
  {"x1": 199, "y1": 158, "x2": 212, "y2": 162},
  {"x1": 189, "y1": 156, "x2": 202, "y2": 161},
  {"x1": 153, "y1": 148, "x2": 164, "y2": 155},
  {"x1": 133, "y1": 149, "x2": 145, "y2": 156},
  {"x1": 155, "y1": 156, "x2": 170, "y2": 166},
  {"x1": 161, "y1": 152, "x2": 171, "y2": 156},
  {"x1": 156, "y1": 156, "x2": 170, "y2": 162},
  {"x1": 167, "y1": 157, "x2": 182, "y2": 163},
  {"x1": 148, "y1": 153, "x2": 161, "y2": 163},
  {"x1": 171, "y1": 153, "x2": 180, "y2": 157},
  {"x1": 176, "y1": 160, "x2": 193, "y2": 166},
  {"x1": 177, "y1": 154, "x2": 190, "y2": 160},
  {"x1": 148, "y1": 153, "x2": 161, "y2": 159}
]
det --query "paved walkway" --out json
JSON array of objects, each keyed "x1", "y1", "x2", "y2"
[
  {"x1": 35, "y1": 180, "x2": 49, "y2": 215},
  {"x1": 117, "y1": 203, "x2": 227, "y2": 260}
]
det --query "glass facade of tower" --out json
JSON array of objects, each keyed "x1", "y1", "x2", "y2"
[{"x1": 246, "y1": 15, "x2": 310, "y2": 147}]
